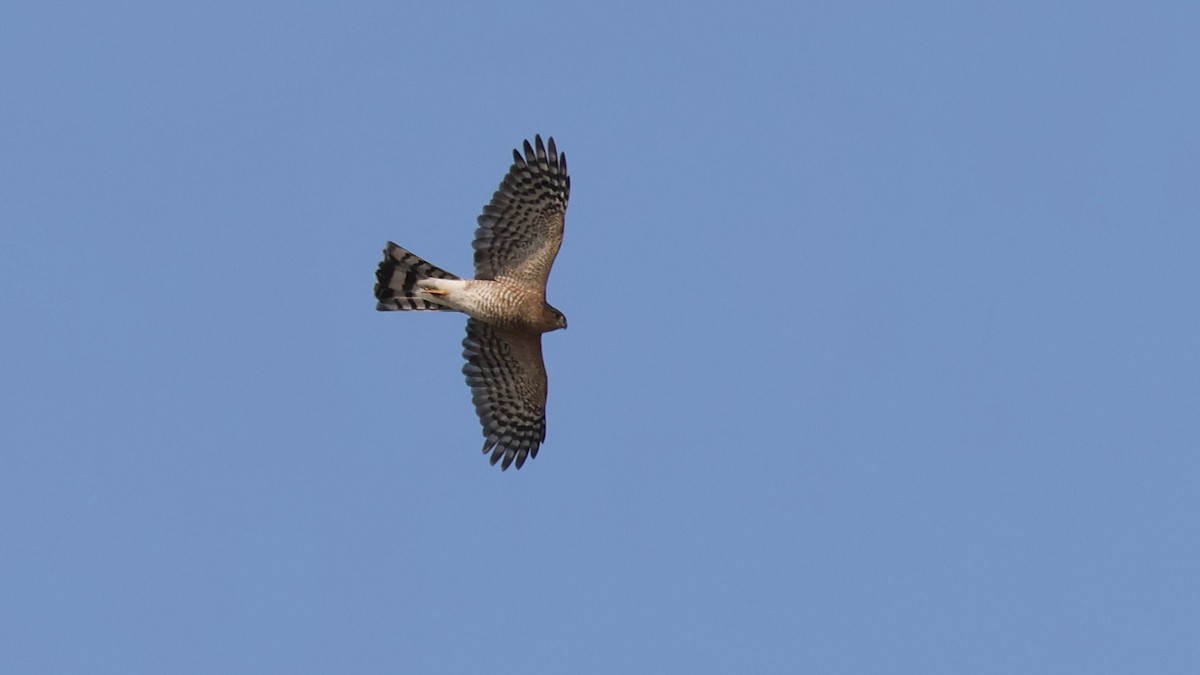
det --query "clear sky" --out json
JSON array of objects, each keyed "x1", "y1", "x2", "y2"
[{"x1": 3, "y1": 1, "x2": 1198, "y2": 673}]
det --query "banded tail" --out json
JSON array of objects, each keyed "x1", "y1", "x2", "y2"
[{"x1": 374, "y1": 242, "x2": 462, "y2": 311}]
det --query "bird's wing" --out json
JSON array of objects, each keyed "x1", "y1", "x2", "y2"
[
  {"x1": 461, "y1": 319, "x2": 550, "y2": 470},
  {"x1": 472, "y1": 135, "x2": 570, "y2": 288}
]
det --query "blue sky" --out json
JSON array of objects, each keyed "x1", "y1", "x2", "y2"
[{"x1": 3, "y1": 1, "x2": 1198, "y2": 672}]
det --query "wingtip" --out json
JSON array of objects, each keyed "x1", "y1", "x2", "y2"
[
  {"x1": 512, "y1": 135, "x2": 565, "y2": 175},
  {"x1": 482, "y1": 438, "x2": 532, "y2": 471}
]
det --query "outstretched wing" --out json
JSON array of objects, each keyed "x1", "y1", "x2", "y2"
[
  {"x1": 461, "y1": 319, "x2": 549, "y2": 470},
  {"x1": 472, "y1": 135, "x2": 570, "y2": 287}
]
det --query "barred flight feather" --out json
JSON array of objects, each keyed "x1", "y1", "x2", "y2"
[
  {"x1": 374, "y1": 242, "x2": 461, "y2": 311},
  {"x1": 462, "y1": 319, "x2": 548, "y2": 471},
  {"x1": 472, "y1": 134, "x2": 570, "y2": 285}
]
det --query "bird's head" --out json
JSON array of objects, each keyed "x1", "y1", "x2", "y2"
[{"x1": 547, "y1": 304, "x2": 568, "y2": 331}]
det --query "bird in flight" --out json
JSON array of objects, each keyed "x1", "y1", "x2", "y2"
[{"x1": 374, "y1": 135, "x2": 570, "y2": 470}]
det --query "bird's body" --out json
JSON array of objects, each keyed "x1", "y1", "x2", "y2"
[
  {"x1": 374, "y1": 136, "x2": 570, "y2": 470},
  {"x1": 416, "y1": 277, "x2": 563, "y2": 333}
]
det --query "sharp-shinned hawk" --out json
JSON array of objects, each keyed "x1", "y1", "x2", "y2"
[{"x1": 374, "y1": 135, "x2": 570, "y2": 471}]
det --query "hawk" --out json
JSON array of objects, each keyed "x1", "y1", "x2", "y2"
[{"x1": 374, "y1": 135, "x2": 570, "y2": 470}]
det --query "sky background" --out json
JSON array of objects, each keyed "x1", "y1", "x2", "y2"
[{"x1": 2, "y1": 1, "x2": 1199, "y2": 673}]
